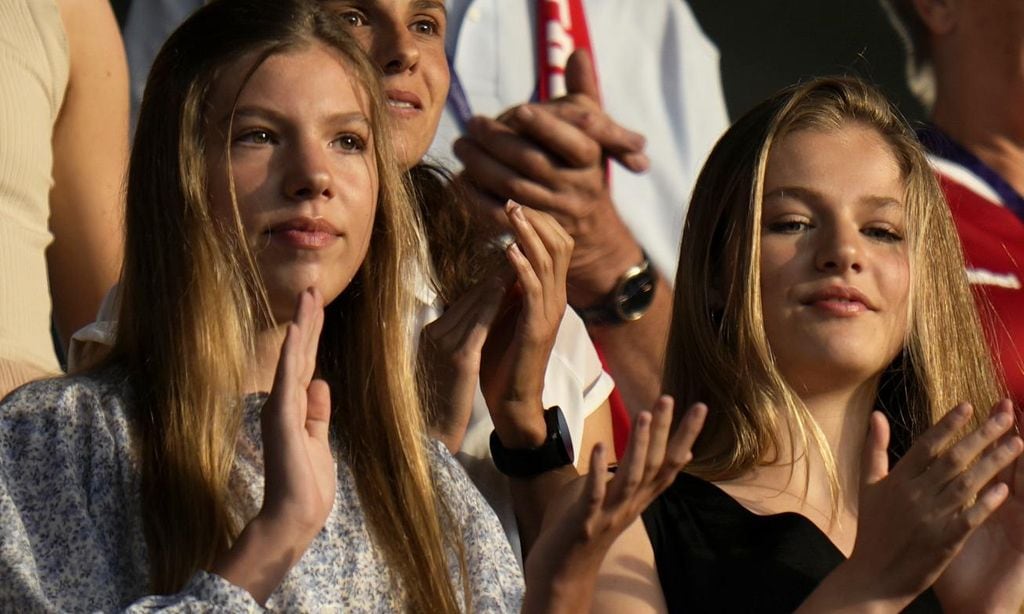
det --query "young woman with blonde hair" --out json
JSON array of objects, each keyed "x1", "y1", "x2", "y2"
[
  {"x1": 0, "y1": 0, "x2": 705, "y2": 610},
  {"x1": 593, "y1": 77, "x2": 1024, "y2": 612}
]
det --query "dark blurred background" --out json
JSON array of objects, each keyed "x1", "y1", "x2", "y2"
[{"x1": 688, "y1": 0, "x2": 923, "y2": 122}]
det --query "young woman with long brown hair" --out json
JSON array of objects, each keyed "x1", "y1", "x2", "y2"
[
  {"x1": 0, "y1": 1, "x2": 705, "y2": 610},
  {"x1": 592, "y1": 77, "x2": 1024, "y2": 612}
]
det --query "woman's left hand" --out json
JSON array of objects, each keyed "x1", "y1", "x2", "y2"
[
  {"x1": 479, "y1": 200, "x2": 572, "y2": 448},
  {"x1": 935, "y1": 399, "x2": 1024, "y2": 613},
  {"x1": 521, "y1": 397, "x2": 707, "y2": 614}
]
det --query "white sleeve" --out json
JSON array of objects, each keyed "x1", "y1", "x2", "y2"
[{"x1": 541, "y1": 308, "x2": 615, "y2": 459}]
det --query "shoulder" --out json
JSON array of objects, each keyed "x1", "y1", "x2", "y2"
[{"x1": 0, "y1": 369, "x2": 136, "y2": 472}]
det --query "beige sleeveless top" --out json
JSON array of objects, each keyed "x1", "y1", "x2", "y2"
[{"x1": 0, "y1": 0, "x2": 69, "y2": 396}]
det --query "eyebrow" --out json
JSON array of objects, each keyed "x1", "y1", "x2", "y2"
[
  {"x1": 222, "y1": 106, "x2": 370, "y2": 129},
  {"x1": 764, "y1": 186, "x2": 903, "y2": 211},
  {"x1": 411, "y1": 0, "x2": 447, "y2": 14}
]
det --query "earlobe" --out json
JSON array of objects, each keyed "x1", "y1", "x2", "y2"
[{"x1": 910, "y1": 0, "x2": 958, "y2": 36}]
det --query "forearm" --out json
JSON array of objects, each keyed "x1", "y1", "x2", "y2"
[
  {"x1": 586, "y1": 275, "x2": 671, "y2": 416},
  {"x1": 509, "y1": 466, "x2": 579, "y2": 556},
  {"x1": 795, "y1": 560, "x2": 916, "y2": 614},
  {"x1": 210, "y1": 516, "x2": 303, "y2": 606}
]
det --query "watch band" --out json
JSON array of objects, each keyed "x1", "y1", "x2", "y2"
[
  {"x1": 490, "y1": 406, "x2": 575, "y2": 478},
  {"x1": 576, "y1": 250, "x2": 656, "y2": 325}
]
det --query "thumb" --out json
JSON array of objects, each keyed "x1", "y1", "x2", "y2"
[
  {"x1": 861, "y1": 411, "x2": 891, "y2": 487},
  {"x1": 565, "y1": 48, "x2": 600, "y2": 101}
]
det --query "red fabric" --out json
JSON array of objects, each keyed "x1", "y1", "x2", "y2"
[
  {"x1": 537, "y1": 1, "x2": 627, "y2": 452},
  {"x1": 593, "y1": 340, "x2": 631, "y2": 458},
  {"x1": 536, "y1": 0, "x2": 596, "y2": 101},
  {"x1": 938, "y1": 174, "x2": 1024, "y2": 405}
]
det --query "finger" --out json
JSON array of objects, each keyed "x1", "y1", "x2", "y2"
[
  {"x1": 643, "y1": 395, "x2": 674, "y2": 482},
  {"x1": 959, "y1": 481, "x2": 1011, "y2": 535},
  {"x1": 453, "y1": 135, "x2": 554, "y2": 206},
  {"x1": 305, "y1": 378, "x2": 332, "y2": 443},
  {"x1": 506, "y1": 202, "x2": 554, "y2": 290},
  {"x1": 659, "y1": 400, "x2": 706, "y2": 483},
  {"x1": 900, "y1": 402, "x2": 974, "y2": 477},
  {"x1": 507, "y1": 101, "x2": 649, "y2": 173},
  {"x1": 506, "y1": 242, "x2": 542, "y2": 318},
  {"x1": 514, "y1": 206, "x2": 572, "y2": 297},
  {"x1": 302, "y1": 288, "x2": 324, "y2": 386},
  {"x1": 427, "y1": 274, "x2": 509, "y2": 340},
  {"x1": 583, "y1": 443, "x2": 608, "y2": 514},
  {"x1": 565, "y1": 48, "x2": 600, "y2": 101},
  {"x1": 606, "y1": 411, "x2": 652, "y2": 506},
  {"x1": 861, "y1": 411, "x2": 891, "y2": 487},
  {"x1": 937, "y1": 435, "x2": 1023, "y2": 511},
  {"x1": 925, "y1": 408, "x2": 1017, "y2": 487},
  {"x1": 496, "y1": 105, "x2": 604, "y2": 169}
]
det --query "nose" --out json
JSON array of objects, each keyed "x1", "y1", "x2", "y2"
[
  {"x1": 372, "y1": 20, "x2": 419, "y2": 74},
  {"x1": 814, "y1": 223, "x2": 863, "y2": 274},
  {"x1": 283, "y1": 141, "x2": 334, "y2": 202}
]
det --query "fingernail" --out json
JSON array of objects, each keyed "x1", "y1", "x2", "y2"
[
  {"x1": 995, "y1": 412, "x2": 1014, "y2": 428},
  {"x1": 507, "y1": 242, "x2": 524, "y2": 260}
]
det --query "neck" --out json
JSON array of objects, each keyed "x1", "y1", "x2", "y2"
[
  {"x1": 931, "y1": 68, "x2": 1024, "y2": 198},
  {"x1": 743, "y1": 378, "x2": 879, "y2": 517}
]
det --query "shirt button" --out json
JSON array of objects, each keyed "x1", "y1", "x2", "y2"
[{"x1": 468, "y1": 6, "x2": 482, "y2": 22}]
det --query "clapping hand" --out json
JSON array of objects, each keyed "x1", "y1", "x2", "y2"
[
  {"x1": 212, "y1": 288, "x2": 336, "y2": 604},
  {"x1": 801, "y1": 402, "x2": 1023, "y2": 612},
  {"x1": 522, "y1": 397, "x2": 707, "y2": 613}
]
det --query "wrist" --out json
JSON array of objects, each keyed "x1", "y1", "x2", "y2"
[
  {"x1": 567, "y1": 217, "x2": 643, "y2": 308},
  {"x1": 490, "y1": 400, "x2": 548, "y2": 449},
  {"x1": 211, "y1": 516, "x2": 298, "y2": 605}
]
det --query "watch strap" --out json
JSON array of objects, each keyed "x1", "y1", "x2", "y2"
[{"x1": 490, "y1": 406, "x2": 575, "y2": 478}]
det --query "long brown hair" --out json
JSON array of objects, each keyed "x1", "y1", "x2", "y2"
[
  {"x1": 663, "y1": 76, "x2": 1002, "y2": 504},
  {"x1": 110, "y1": 1, "x2": 466, "y2": 608}
]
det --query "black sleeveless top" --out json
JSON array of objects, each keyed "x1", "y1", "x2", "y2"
[{"x1": 641, "y1": 473, "x2": 943, "y2": 613}]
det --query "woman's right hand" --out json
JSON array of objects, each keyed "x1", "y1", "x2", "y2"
[
  {"x1": 800, "y1": 403, "x2": 1023, "y2": 612},
  {"x1": 212, "y1": 288, "x2": 336, "y2": 604}
]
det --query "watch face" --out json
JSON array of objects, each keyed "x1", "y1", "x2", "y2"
[{"x1": 614, "y1": 269, "x2": 656, "y2": 321}]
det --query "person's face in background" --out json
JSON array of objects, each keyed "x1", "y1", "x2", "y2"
[
  {"x1": 325, "y1": 0, "x2": 450, "y2": 168},
  {"x1": 205, "y1": 42, "x2": 380, "y2": 322},
  {"x1": 757, "y1": 123, "x2": 911, "y2": 394}
]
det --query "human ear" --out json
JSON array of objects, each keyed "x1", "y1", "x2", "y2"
[{"x1": 909, "y1": 0, "x2": 958, "y2": 36}]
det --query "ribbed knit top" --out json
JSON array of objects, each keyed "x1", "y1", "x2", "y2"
[{"x1": 0, "y1": 0, "x2": 68, "y2": 391}]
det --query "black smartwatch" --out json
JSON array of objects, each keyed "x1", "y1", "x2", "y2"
[
  {"x1": 490, "y1": 406, "x2": 574, "y2": 478},
  {"x1": 576, "y1": 250, "x2": 656, "y2": 325}
]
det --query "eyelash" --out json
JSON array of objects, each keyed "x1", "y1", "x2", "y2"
[
  {"x1": 765, "y1": 219, "x2": 905, "y2": 243},
  {"x1": 337, "y1": 9, "x2": 440, "y2": 36},
  {"x1": 332, "y1": 133, "x2": 366, "y2": 152},
  {"x1": 232, "y1": 130, "x2": 366, "y2": 153},
  {"x1": 235, "y1": 129, "x2": 274, "y2": 145}
]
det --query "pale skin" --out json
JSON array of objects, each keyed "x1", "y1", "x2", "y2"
[
  {"x1": 592, "y1": 124, "x2": 1024, "y2": 613},
  {"x1": 50, "y1": 0, "x2": 128, "y2": 347},
  {"x1": 194, "y1": 40, "x2": 709, "y2": 608},
  {"x1": 454, "y1": 49, "x2": 672, "y2": 417}
]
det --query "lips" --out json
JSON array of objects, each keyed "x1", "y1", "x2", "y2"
[
  {"x1": 265, "y1": 217, "x2": 340, "y2": 249},
  {"x1": 800, "y1": 285, "x2": 876, "y2": 316},
  {"x1": 385, "y1": 89, "x2": 422, "y2": 111}
]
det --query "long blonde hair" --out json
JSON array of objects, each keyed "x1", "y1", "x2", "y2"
[
  {"x1": 109, "y1": 1, "x2": 466, "y2": 609},
  {"x1": 664, "y1": 76, "x2": 1002, "y2": 504}
]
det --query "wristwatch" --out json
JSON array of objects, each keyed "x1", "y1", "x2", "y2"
[
  {"x1": 490, "y1": 406, "x2": 574, "y2": 478},
  {"x1": 576, "y1": 250, "x2": 656, "y2": 325}
]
